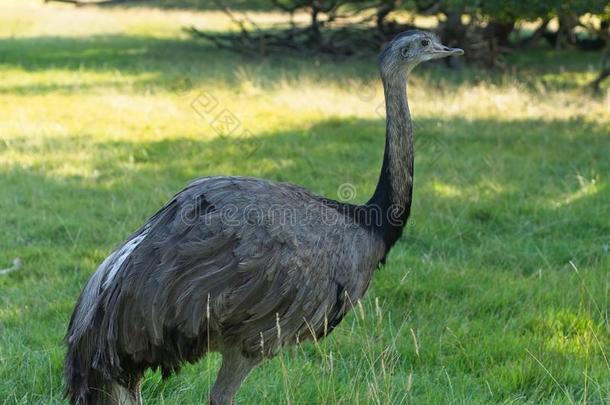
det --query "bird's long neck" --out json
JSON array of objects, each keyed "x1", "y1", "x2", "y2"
[{"x1": 367, "y1": 73, "x2": 413, "y2": 250}]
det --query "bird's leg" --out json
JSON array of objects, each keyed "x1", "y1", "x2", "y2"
[
  {"x1": 131, "y1": 378, "x2": 143, "y2": 405},
  {"x1": 109, "y1": 378, "x2": 142, "y2": 405},
  {"x1": 209, "y1": 349, "x2": 260, "y2": 405}
]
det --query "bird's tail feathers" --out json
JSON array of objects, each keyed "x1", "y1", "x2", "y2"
[{"x1": 64, "y1": 265, "x2": 138, "y2": 404}]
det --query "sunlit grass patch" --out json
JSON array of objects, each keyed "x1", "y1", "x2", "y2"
[
  {"x1": 551, "y1": 174, "x2": 601, "y2": 208},
  {"x1": 532, "y1": 310, "x2": 600, "y2": 356}
]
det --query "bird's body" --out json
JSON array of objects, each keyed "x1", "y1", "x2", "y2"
[
  {"x1": 66, "y1": 176, "x2": 386, "y2": 403},
  {"x1": 65, "y1": 30, "x2": 463, "y2": 404}
]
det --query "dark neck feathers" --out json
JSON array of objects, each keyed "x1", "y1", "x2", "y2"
[{"x1": 367, "y1": 73, "x2": 414, "y2": 251}]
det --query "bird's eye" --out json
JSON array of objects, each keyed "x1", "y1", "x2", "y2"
[
  {"x1": 400, "y1": 46, "x2": 410, "y2": 57},
  {"x1": 421, "y1": 39, "x2": 429, "y2": 47}
]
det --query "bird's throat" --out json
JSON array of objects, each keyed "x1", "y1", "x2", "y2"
[{"x1": 367, "y1": 74, "x2": 414, "y2": 251}]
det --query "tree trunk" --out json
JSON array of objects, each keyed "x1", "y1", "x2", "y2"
[
  {"x1": 485, "y1": 19, "x2": 515, "y2": 47},
  {"x1": 556, "y1": 13, "x2": 579, "y2": 49},
  {"x1": 376, "y1": 1, "x2": 395, "y2": 34},
  {"x1": 439, "y1": 10, "x2": 466, "y2": 68},
  {"x1": 310, "y1": 1, "x2": 321, "y2": 43},
  {"x1": 440, "y1": 10, "x2": 465, "y2": 47}
]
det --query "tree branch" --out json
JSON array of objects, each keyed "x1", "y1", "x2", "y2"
[
  {"x1": 590, "y1": 47, "x2": 610, "y2": 92},
  {"x1": 518, "y1": 18, "x2": 550, "y2": 48}
]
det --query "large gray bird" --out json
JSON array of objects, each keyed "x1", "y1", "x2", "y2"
[{"x1": 65, "y1": 30, "x2": 463, "y2": 404}]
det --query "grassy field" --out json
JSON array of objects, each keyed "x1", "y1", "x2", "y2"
[{"x1": 1, "y1": 1, "x2": 609, "y2": 404}]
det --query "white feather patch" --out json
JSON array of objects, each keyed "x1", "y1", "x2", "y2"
[{"x1": 102, "y1": 230, "x2": 148, "y2": 289}]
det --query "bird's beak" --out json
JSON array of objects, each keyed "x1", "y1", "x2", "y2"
[{"x1": 430, "y1": 43, "x2": 464, "y2": 58}]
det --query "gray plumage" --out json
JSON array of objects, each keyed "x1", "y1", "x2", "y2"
[{"x1": 65, "y1": 30, "x2": 463, "y2": 405}]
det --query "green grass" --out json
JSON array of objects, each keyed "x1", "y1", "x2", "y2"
[{"x1": 1, "y1": 1, "x2": 609, "y2": 404}]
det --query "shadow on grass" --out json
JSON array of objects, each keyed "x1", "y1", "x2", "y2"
[
  {"x1": 0, "y1": 33, "x2": 377, "y2": 93},
  {"x1": 0, "y1": 33, "x2": 604, "y2": 95}
]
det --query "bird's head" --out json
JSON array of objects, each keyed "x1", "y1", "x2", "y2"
[{"x1": 379, "y1": 30, "x2": 463, "y2": 77}]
